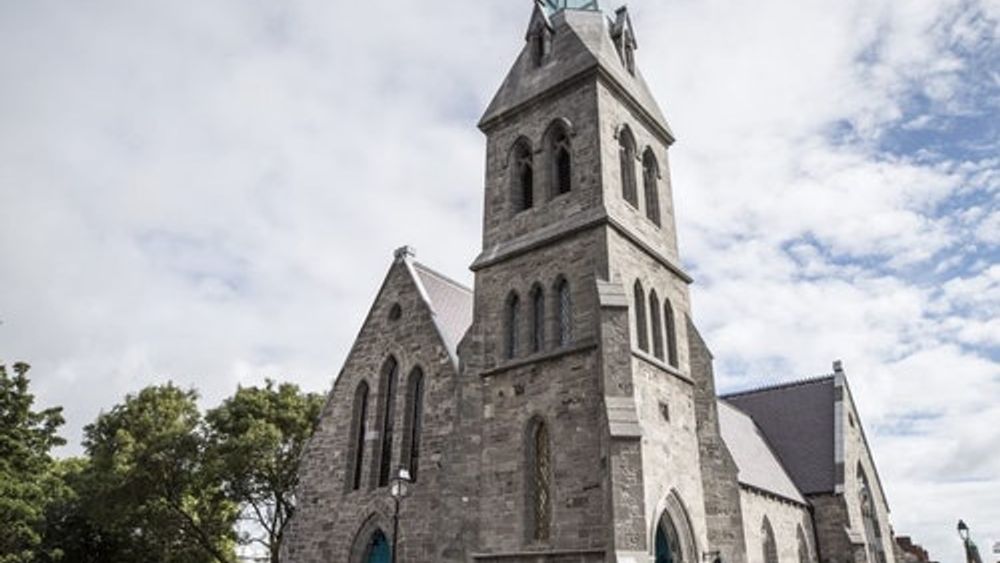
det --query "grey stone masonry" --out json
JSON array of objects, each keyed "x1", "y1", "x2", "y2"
[{"x1": 281, "y1": 4, "x2": 905, "y2": 563}]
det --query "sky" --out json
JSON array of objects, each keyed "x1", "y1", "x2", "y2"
[{"x1": 0, "y1": 0, "x2": 997, "y2": 560}]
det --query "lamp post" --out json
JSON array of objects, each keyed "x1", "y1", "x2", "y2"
[
  {"x1": 958, "y1": 520, "x2": 983, "y2": 563},
  {"x1": 390, "y1": 468, "x2": 412, "y2": 563}
]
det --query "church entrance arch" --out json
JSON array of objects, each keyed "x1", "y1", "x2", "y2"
[
  {"x1": 349, "y1": 513, "x2": 393, "y2": 563},
  {"x1": 362, "y1": 530, "x2": 390, "y2": 563},
  {"x1": 652, "y1": 491, "x2": 697, "y2": 563}
]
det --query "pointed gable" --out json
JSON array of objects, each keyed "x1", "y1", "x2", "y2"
[{"x1": 479, "y1": 7, "x2": 673, "y2": 142}]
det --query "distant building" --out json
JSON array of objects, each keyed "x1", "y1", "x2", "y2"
[
  {"x1": 282, "y1": 2, "x2": 905, "y2": 562},
  {"x1": 895, "y1": 536, "x2": 934, "y2": 563}
]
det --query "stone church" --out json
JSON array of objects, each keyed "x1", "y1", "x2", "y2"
[{"x1": 282, "y1": 1, "x2": 902, "y2": 562}]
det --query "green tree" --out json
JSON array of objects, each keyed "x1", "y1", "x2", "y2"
[
  {"x1": 205, "y1": 380, "x2": 323, "y2": 563},
  {"x1": 82, "y1": 384, "x2": 238, "y2": 563},
  {"x1": 0, "y1": 362, "x2": 65, "y2": 563}
]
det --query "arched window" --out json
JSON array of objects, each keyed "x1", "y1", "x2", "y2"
[
  {"x1": 650, "y1": 290, "x2": 664, "y2": 360},
  {"x1": 643, "y1": 149, "x2": 661, "y2": 226},
  {"x1": 547, "y1": 123, "x2": 573, "y2": 196},
  {"x1": 376, "y1": 358, "x2": 399, "y2": 488},
  {"x1": 505, "y1": 292, "x2": 521, "y2": 359},
  {"x1": 797, "y1": 525, "x2": 811, "y2": 563},
  {"x1": 619, "y1": 127, "x2": 638, "y2": 207},
  {"x1": 362, "y1": 529, "x2": 390, "y2": 563},
  {"x1": 528, "y1": 419, "x2": 552, "y2": 542},
  {"x1": 530, "y1": 29, "x2": 552, "y2": 68},
  {"x1": 859, "y1": 466, "x2": 886, "y2": 563},
  {"x1": 402, "y1": 368, "x2": 425, "y2": 482},
  {"x1": 531, "y1": 285, "x2": 545, "y2": 353},
  {"x1": 512, "y1": 139, "x2": 534, "y2": 212},
  {"x1": 348, "y1": 381, "x2": 370, "y2": 491},
  {"x1": 555, "y1": 277, "x2": 572, "y2": 347},
  {"x1": 634, "y1": 281, "x2": 648, "y2": 352},
  {"x1": 664, "y1": 299, "x2": 678, "y2": 368},
  {"x1": 762, "y1": 518, "x2": 778, "y2": 563}
]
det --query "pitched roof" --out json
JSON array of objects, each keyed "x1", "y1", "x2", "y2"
[
  {"x1": 722, "y1": 376, "x2": 837, "y2": 495},
  {"x1": 409, "y1": 261, "x2": 473, "y2": 360},
  {"x1": 479, "y1": 8, "x2": 672, "y2": 140},
  {"x1": 717, "y1": 400, "x2": 806, "y2": 504}
]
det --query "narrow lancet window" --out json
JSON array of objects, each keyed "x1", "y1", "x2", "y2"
[
  {"x1": 634, "y1": 281, "x2": 648, "y2": 352},
  {"x1": 513, "y1": 140, "x2": 534, "y2": 212},
  {"x1": 348, "y1": 381, "x2": 369, "y2": 491},
  {"x1": 650, "y1": 291, "x2": 664, "y2": 360},
  {"x1": 529, "y1": 419, "x2": 552, "y2": 542},
  {"x1": 531, "y1": 285, "x2": 545, "y2": 353},
  {"x1": 556, "y1": 277, "x2": 572, "y2": 347},
  {"x1": 548, "y1": 123, "x2": 573, "y2": 196},
  {"x1": 620, "y1": 128, "x2": 638, "y2": 207},
  {"x1": 403, "y1": 367, "x2": 425, "y2": 482},
  {"x1": 664, "y1": 299, "x2": 678, "y2": 368},
  {"x1": 506, "y1": 292, "x2": 521, "y2": 359},
  {"x1": 762, "y1": 519, "x2": 778, "y2": 563},
  {"x1": 377, "y1": 358, "x2": 398, "y2": 488},
  {"x1": 643, "y1": 149, "x2": 661, "y2": 226}
]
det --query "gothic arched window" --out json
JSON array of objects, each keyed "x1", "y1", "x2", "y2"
[
  {"x1": 555, "y1": 277, "x2": 572, "y2": 347},
  {"x1": 650, "y1": 290, "x2": 664, "y2": 360},
  {"x1": 530, "y1": 28, "x2": 552, "y2": 68},
  {"x1": 402, "y1": 367, "x2": 425, "y2": 482},
  {"x1": 348, "y1": 381, "x2": 370, "y2": 491},
  {"x1": 634, "y1": 280, "x2": 649, "y2": 352},
  {"x1": 643, "y1": 149, "x2": 661, "y2": 226},
  {"x1": 619, "y1": 128, "x2": 638, "y2": 207},
  {"x1": 664, "y1": 299, "x2": 678, "y2": 368},
  {"x1": 531, "y1": 285, "x2": 545, "y2": 353},
  {"x1": 547, "y1": 123, "x2": 573, "y2": 196},
  {"x1": 512, "y1": 139, "x2": 534, "y2": 212},
  {"x1": 797, "y1": 525, "x2": 811, "y2": 563},
  {"x1": 528, "y1": 418, "x2": 552, "y2": 542},
  {"x1": 762, "y1": 518, "x2": 778, "y2": 563},
  {"x1": 859, "y1": 466, "x2": 886, "y2": 563},
  {"x1": 505, "y1": 292, "x2": 521, "y2": 359},
  {"x1": 376, "y1": 357, "x2": 399, "y2": 488}
]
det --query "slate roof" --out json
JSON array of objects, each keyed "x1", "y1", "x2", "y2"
[
  {"x1": 717, "y1": 400, "x2": 806, "y2": 504},
  {"x1": 722, "y1": 376, "x2": 837, "y2": 495},
  {"x1": 480, "y1": 8, "x2": 672, "y2": 140},
  {"x1": 410, "y1": 262, "x2": 473, "y2": 360}
]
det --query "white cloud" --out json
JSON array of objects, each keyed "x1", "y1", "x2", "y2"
[{"x1": 0, "y1": 0, "x2": 997, "y2": 559}]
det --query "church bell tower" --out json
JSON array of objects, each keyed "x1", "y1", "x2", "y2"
[{"x1": 463, "y1": 1, "x2": 714, "y2": 561}]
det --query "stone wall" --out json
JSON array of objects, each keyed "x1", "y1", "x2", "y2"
[
  {"x1": 739, "y1": 488, "x2": 817, "y2": 563},
  {"x1": 281, "y1": 259, "x2": 470, "y2": 563}
]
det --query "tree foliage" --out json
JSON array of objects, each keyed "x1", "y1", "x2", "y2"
[
  {"x1": 205, "y1": 380, "x2": 324, "y2": 563},
  {"x1": 0, "y1": 362, "x2": 66, "y2": 563},
  {"x1": 81, "y1": 384, "x2": 238, "y2": 563}
]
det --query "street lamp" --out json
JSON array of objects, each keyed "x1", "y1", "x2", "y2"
[
  {"x1": 957, "y1": 520, "x2": 983, "y2": 563},
  {"x1": 390, "y1": 468, "x2": 412, "y2": 563}
]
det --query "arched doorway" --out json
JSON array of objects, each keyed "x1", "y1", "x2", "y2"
[
  {"x1": 362, "y1": 530, "x2": 390, "y2": 563},
  {"x1": 655, "y1": 512, "x2": 684, "y2": 563}
]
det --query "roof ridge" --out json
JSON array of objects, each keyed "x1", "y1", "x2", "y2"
[
  {"x1": 412, "y1": 261, "x2": 473, "y2": 295},
  {"x1": 721, "y1": 374, "x2": 834, "y2": 400}
]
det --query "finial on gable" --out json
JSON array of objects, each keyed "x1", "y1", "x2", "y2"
[
  {"x1": 394, "y1": 246, "x2": 416, "y2": 262},
  {"x1": 833, "y1": 360, "x2": 845, "y2": 374}
]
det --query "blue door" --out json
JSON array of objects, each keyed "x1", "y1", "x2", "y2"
[{"x1": 365, "y1": 530, "x2": 391, "y2": 563}]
